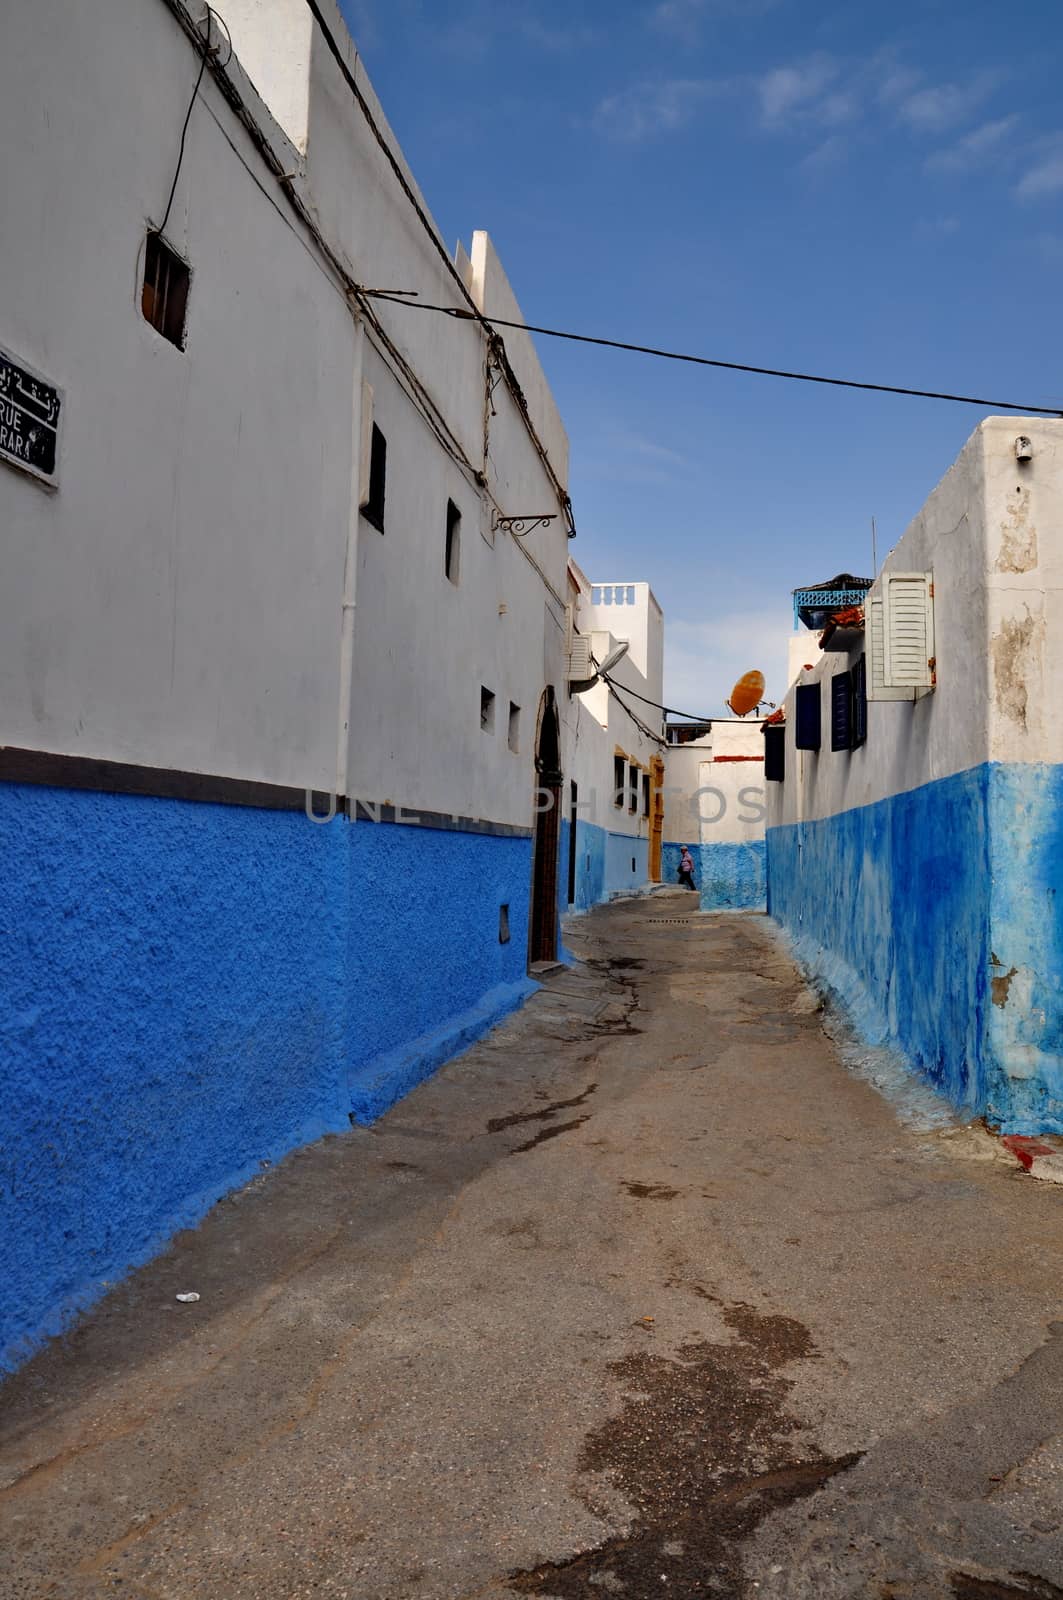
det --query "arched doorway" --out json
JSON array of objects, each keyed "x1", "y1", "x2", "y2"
[{"x1": 529, "y1": 687, "x2": 562, "y2": 965}]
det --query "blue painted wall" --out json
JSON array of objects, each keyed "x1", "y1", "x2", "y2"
[
  {"x1": 563, "y1": 820, "x2": 651, "y2": 913},
  {"x1": 662, "y1": 840, "x2": 767, "y2": 911},
  {"x1": 345, "y1": 822, "x2": 535, "y2": 1120},
  {"x1": 0, "y1": 783, "x2": 534, "y2": 1371},
  {"x1": 565, "y1": 818, "x2": 606, "y2": 912},
  {"x1": 766, "y1": 762, "x2": 1063, "y2": 1134},
  {"x1": 605, "y1": 830, "x2": 649, "y2": 898}
]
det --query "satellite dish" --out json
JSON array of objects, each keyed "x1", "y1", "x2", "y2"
[
  {"x1": 597, "y1": 640, "x2": 630, "y2": 676},
  {"x1": 727, "y1": 670, "x2": 765, "y2": 717},
  {"x1": 568, "y1": 638, "x2": 631, "y2": 696}
]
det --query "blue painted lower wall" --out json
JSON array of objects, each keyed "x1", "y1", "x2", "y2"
[
  {"x1": 662, "y1": 840, "x2": 767, "y2": 911},
  {"x1": 565, "y1": 818, "x2": 606, "y2": 912},
  {"x1": 0, "y1": 783, "x2": 535, "y2": 1372},
  {"x1": 563, "y1": 820, "x2": 652, "y2": 912},
  {"x1": 605, "y1": 830, "x2": 649, "y2": 898},
  {"x1": 766, "y1": 761, "x2": 1063, "y2": 1134}
]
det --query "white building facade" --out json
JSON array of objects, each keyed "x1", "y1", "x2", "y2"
[
  {"x1": 663, "y1": 720, "x2": 767, "y2": 907},
  {"x1": 564, "y1": 567, "x2": 667, "y2": 908},
  {"x1": 1, "y1": 0, "x2": 586, "y2": 1370},
  {"x1": 765, "y1": 418, "x2": 1063, "y2": 1135}
]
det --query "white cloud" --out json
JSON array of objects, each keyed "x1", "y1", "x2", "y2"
[
  {"x1": 615, "y1": 432, "x2": 689, "y2": 467},
  {"x1": 895, "y1": 76, "x2": 997, "y2": 133},
  {"x1": 664, "y1": 609, "x2": 794, "y2": 718},
  {"x1": 926, "y1": 114, "x2": 1021, "y2": 173},
  {"x1": 652, "y1": 0, "x2": 782, "y2": 42},
  {"x1": 875, "y1": 64, "x2": 922, "y2": 107},
  {"x1": 757, "y1": 56, "x2": 840, "y2": 126},
  {"x1": 915, "y1": 214, "x2": 961, "y2": 239},
  {"x1": 800, "y1": 134, "x2": 847, "y2": 175},
  {"x1": 1033, "y1": 232, "x2": 1063, "y2": 263},
  {"x1": 592, "y1": 78, "x2": 717, "y2": 142},
  {"x1": 1017, "y1": 139, "x2": 1063, "y2": 200},
  {"x1": 518, "y1": 17, "x2": 598, "y2": 52}
]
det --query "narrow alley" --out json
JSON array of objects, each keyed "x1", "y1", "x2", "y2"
[{"x1": 2, "y1": 897, "x2": 1062, "y2": 1600}]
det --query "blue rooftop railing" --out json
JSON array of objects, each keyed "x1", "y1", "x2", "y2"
[{"x1": 792, "y1": 586, "x2": 871, "y2": 630}]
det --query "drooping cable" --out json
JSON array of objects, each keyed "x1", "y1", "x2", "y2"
[
  {"x1": 296, "y1": 0, "x2": 574, "y2": 526},
  {"x1": 599, "y1": 672, "x2": 717, "y2": 726},
  {"x1": 597, "y1": 675, "x2": 668, "y2": 748},
  {"x1": 157, "y1": 6, "x2": 232, "y2": 238},
  {"x1": 365, "y1": 294, "x2": 1063, "y2": 418}
]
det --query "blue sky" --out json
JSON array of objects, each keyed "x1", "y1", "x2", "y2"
[{"x1": 338, "y1": 0, "x2": 1063, "y2": 713}]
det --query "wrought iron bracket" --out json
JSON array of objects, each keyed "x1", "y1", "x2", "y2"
[{"x1": 492, "y1": 511, "x2": 559, "y2": 538}]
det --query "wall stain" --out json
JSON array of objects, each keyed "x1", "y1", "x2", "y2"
[
  {"x1": 991, "y1": 613, "x2": 1040, "y2": 732},
  {"x1": 991, "y1": 965, "x2": 1018, "y2": 1008},
  {"x1": 995, "y1": 486, "x2": 1038, "y2": 574},
  {"x1": 508, "y1": 1299, "x2": 860, "y2": 1598}
]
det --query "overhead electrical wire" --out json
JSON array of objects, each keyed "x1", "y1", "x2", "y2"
[
  {"x1": 157, "y1": 5, "x2": 232, "y2": 238},
  {"x1": 599, "y1": 672, "x2": 719, "y2": 726},
  {"x1": 599, "y1": 676, "x2": 667, "y2": 748},
  {"x1": 364, "y1": 293, "x2": 1063, "y2": 418},
  {"x1": 296, "y1": 0, "x2": 574, "y2": 529}
]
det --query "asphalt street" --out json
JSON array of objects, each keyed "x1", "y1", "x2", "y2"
[{"x1": 2, "y1": 894, "x2": 1062, "y2": 1600}]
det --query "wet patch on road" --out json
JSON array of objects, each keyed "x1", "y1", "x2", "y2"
[
  {"x1": 950, "y1": 1574, "x2": 1063, "y2": 1599},
  {"x1": 508, "y1": 1299, "x2": 860, "y2": 1598},
  {"x1": 509, "y1": 1117, "x2": 592, "y2": 1155},
  {"x1": 487, "y1": 1084, "x2": 598, "y2": 1135},
  {"x1": 621, "y1": 1181, "x2": 680, "y2": 1201}
]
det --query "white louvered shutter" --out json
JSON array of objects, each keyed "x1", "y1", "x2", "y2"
[
  {"x1": 883, "y1": 572, "x2": 934, "y2": 689},
  {"x1": 567, "y1": 633, "x2": 594, "y2": 684},
  {"x1": 866, "y1": 576, "x2": 934, "y2": 699}
]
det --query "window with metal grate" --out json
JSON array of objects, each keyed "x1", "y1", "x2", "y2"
[{"x1": 141, "y1": 232, "x2": 190, "y2": 349}]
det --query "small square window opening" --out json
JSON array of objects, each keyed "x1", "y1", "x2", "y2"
[
  {"x1": 445, "y1": 499, "x2": 461, "y2": 583},
  {"x1": 361, "y1": 423, "x2": 387, "y2": 532},
  {"x1": 142, "y1": 232, "x2": 190, "y2": 349},
  {"x1": 498, "y1": 903, "x2": 510, "y2": 944},
  {"x1": 642, "y1": 773, "x2": 650, "y2": 818},
  {"x1": 480, "y1": 686, "x2": 495, "y2": 732},
  {"x1": 613, "y1": 754, "x2": 625, "y2": 807},
  {"x1": 628, "y1": 762, "x2": 638, "y2": 813},
  {"x1": 508, "y1": 702, "x2": 520, "y2": 753}
]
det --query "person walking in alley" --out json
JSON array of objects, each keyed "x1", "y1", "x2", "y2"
[{"x1": 678, "y1": 845, "x2": 697, "y2": 891}]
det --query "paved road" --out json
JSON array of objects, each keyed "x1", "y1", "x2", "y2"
[{"x1": 2, "y1": 896, "x2": 1062, "y2": 1600}]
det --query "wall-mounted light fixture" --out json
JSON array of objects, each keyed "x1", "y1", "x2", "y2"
[{"x1": 492, "y1": 511, "x2": 559, "y2": 537}]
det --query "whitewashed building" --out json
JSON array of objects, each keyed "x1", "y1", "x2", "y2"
[
  {"x1": 563, "y1": 565, "x2": 667, "y2": 907},
  {"x1": 663, "y1": 720, "x2": 767, "y2": 907},
  {"x1": 765, "y1": 417, "x2": 1063, "y2": 1135},
  {"x1": 0, "y1": 0, "x2": 589, "y2": 1370}
]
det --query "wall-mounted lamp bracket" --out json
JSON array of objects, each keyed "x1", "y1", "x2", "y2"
[{"x1": 492, "y1": 512, "x2": 559, "y2": 538}]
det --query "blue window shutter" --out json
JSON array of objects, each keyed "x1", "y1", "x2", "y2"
[
  {"x1": 831, "y1": 671, "x2": 853, "y2": 751},
  {"x1": 763, "y1": 724, "x2": 785, "y2": 781},
  {"x1": 852, "y1": 655, "x2": 867, "y2": 747},
  {"x1": 794, "y1": 683, "x2": 821, "y2": 751}
]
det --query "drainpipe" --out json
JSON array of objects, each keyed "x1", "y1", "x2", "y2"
[{"x1": 336, "y1": 315, "x2": 366, "y2": 806}]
